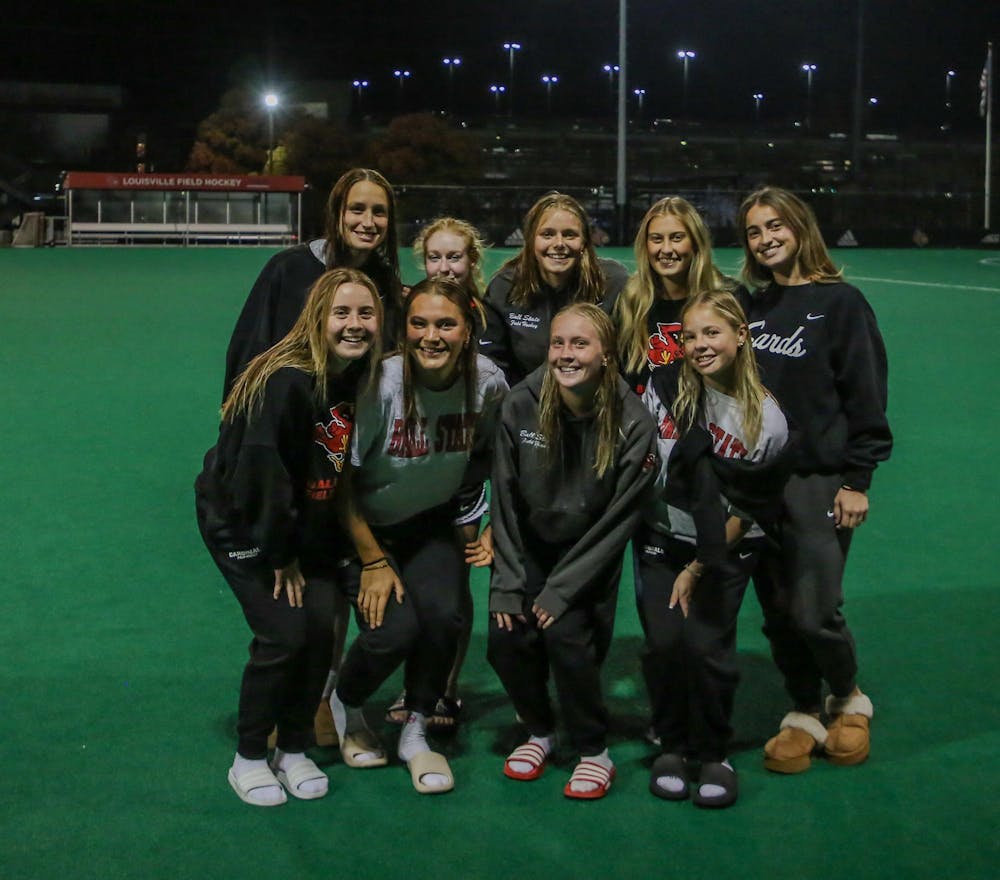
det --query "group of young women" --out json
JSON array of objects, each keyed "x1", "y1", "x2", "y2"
[{"x1": 196, "y1": 168, "x2": 892, "y2": 809}]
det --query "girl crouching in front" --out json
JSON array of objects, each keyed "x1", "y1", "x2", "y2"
[{"x1": 488, "y1": 303, "x2": 657, "y2": 799}]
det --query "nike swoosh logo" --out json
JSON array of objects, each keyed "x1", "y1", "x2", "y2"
[
  {"x1": 479, "y1": 340, "x2": 493, "y2": 346},
  {"x1": 739, "y1": 552, "x2": 752, "y2": 560},
  {"x1": 806, "y1": 313, "x2": 825, "y2": 320}
]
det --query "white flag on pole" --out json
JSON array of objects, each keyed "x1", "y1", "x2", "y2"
[{"x1": 982, "y1": 46, "x2": 993, "y2": 118}]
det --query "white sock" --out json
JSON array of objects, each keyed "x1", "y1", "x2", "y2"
[
  {"x1": 398, "y1": 712, "x2": 449, "y2": 789},
  {"x1": 654, "y1": 773, "x2": 687, "y2": 794},
  {"x1": 321, "y1": 669, "x2": 338, "y2": 700},
  {"x1": 507, "y1": 734, "x2": 555, "y2": 775},
  {"x1": 698, "y1": 760, "x2": 734, "y2": 800},
  {"x1": 570, "y1": 749, "x2": 614, "y2": 794},
  {"x1": 330, "y1": 690, "x2": 383, "y2": 765},
  {"x1": 271, "y1": 749, "x2": 328, "y2": 796},
  {"x1": 232, "y1": 753, "x2": 284, "y2": 805}
]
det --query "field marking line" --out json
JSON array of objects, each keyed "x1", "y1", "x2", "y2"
[
  {"x1": 608, "y1": 262, "x2": 1000, "y2": 293},
  {"x1": 849, "y1": 275, "x2": 1000, "y2": 293}
]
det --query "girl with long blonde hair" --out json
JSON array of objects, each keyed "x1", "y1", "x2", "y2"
[
  {"x1": 488, "y1": 303, "x2": 657, "y2": 801},
  {"x1": 636, "y1": 289, "x2": 790, "y2": 808},
  {"x1": 614, "y1": 196, "x2": 729, "y2": 394},
  {"x1": 196, "y1": 268, "x2": 383, "y2": 808}
]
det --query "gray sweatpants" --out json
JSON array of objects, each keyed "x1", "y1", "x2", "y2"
[{"x1": 752, "y1": 473, "x2": 859, "y2": 710}]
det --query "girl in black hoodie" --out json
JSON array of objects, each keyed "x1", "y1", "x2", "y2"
[{"x1": 736, "y1": 186, "x2": 892, "y2": 774}]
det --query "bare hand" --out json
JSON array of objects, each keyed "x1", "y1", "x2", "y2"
[
  {"x1": 358, "y1": 564, "x2": 405, "y2": 629},
  {"x1": 833, "y1": 487, "x2": 868, "y2": 529},
  {"x1": 492, "y1": 611, "x2": 527, "y2": 631},
  {"x1": 465, "y1": 523, "x2": 494, "y2": 567},
  {"x1": 531, "y1": 602, "x2": 556, "y2": 630},
  {"x1": 669, "y1": 569, "x2": 697, "y2": 619},
  {"x1": 273, "y1": 560, "x2": 306, "y2": 608}
]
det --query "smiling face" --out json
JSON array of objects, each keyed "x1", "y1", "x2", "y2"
[
  {"x1": 532, "y1": 208, "x2": 585, "y2": 289},
  {"x1": 548, "y1": 311, "x2": 606, "y2": 410},
  {"x1": 745, "y1": 203, "x2": 803, "y2": 285},
  {"x1": 405, "y1": 292, "x2": 470, "y2": 389},
  {"x1": 646, "y1": 213, "x2": 695, "y2": 297},
  {"x1": 681, "y1": 304, "x2": 747, "y2": 393},
  {"x1": 341, "y1": 180, "x2": 390, "y2": 259},
  {"x1": 325, "y1": 282, "x2": 379, "y2": 372},
  {"x1": 423, "y1": 229, "x2": 472, "y2": 284}
]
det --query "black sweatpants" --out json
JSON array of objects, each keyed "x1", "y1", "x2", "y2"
[
  {"x1": 335, "y1": 507, "x2": 464, "y2": 717},
  {"x1": 752, "y1": 473, "x2": 858, "y2": 710},
  {"x1": 635, "y1": 527, "x2": 759, "y2": 762},
  {"x1": 196, "y1": 502, "x2": 337, "y2": 761},
  {"x1": 487, "y1": 537, "x2": 621, "y2": 757}
]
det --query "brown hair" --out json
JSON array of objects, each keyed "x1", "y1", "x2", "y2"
[
  {"x1": 737, "y1": 186, "x2": 842, "y2": 289},
  {"x1": 401, "y1": 277, "x2": 480, "y2": 442},
  {"x1": 501, "y1": 192, "x2": 607, "y2": 308},
  {"x1": 321, "y1": 167, "x2": 403, "y2": 313}
]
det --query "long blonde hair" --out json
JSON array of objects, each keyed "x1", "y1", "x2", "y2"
[
  {"x1": 672, "y1": 289, "x2": 768, "y2": 448},
  {"x1": 738, "y1": 186, "x2": 842, "y2": 289},
  {"x1": 538, "y1": 303, "x2": 621, "y2": 478},
  {"x1": 222, "y1": 268, "x2": 383, "y2": 422},
  {"x1": 502, "y1": 192, "x2": 607, "y2": 308},
  {"x1": 615, "y1": 197, "x2": 727, "y2": 375}
]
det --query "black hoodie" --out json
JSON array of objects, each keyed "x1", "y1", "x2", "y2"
[{"x1": 738, "y1": 280, "x2": 892, "y2": 490}]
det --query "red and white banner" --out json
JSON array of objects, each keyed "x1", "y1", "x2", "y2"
[{"x1": 62, "y1": 172, "x2": 307, "y2": 192}]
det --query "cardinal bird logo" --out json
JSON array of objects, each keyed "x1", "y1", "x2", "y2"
[
  {"x1": 647, "y1": 322, "x2": 684, "y2": 366},
  {"x1": 313, "y1": 402, "x2": 355, "y2": 472}
]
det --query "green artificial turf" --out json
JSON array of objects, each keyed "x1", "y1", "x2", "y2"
[{"x1": 1, "y1": 246, "x2": 997, "y2": 880}]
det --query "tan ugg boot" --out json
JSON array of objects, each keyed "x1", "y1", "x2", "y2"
[
  {"x1": 314, "y1": 698, "x2": 339, "y2": 748},
  {"x1": 824, "y1": 692, "x2": 873, "y2": 766},
  {"x1": 764, "y1": 712, "x2": 827, "y2": 774}
]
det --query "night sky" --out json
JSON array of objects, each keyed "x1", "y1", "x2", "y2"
[{"x1": 4, "y1": 1, "x2": 998, "y2": 132}]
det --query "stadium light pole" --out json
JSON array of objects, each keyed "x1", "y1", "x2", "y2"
[
  {"x1": 541, "y1": 75, "x2": 559, "y2": 114},
  {"x1": 801, "y1": 63, "x2": 817, "y2": 130},
  {"x1": 603, "y1": 63, "x2": 620, "y2": 110},
  {"x1": 677, "y1": 50, "x2": 695, "y2": 119},
  {"x1": 263, "y1": 92, "x2": 279, "y2": 173},
  {"x1": 503, "y1": 42, "x2": 521, "y2": 116},
  {"x1": 633, "y1": 88, "x2": 646, "y2": 117},
  {"x1": 866, "y1": 95, "x2": 879, "y2": 133},
  {"x1": 443, "y1": 57, "x2": 462, "y2": 112},
  {"x1": 944, "y1": 69, "x2": 956, "y2": 131},
  {"x1": 490, "y1": 84, "x2": 506, "y2": 114},
  {"x1": 352, "y1": 79, "x2": 369, "y2": 113},
  {"x1": 393, "y1": 69, "x2": 411, "y2": 108},
  {"x1": 753, "y1": 92, "x2": 764, "y2": 125},
  {"x1": 615, "y1": 0, "x2": 626, "y2": 245}
]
